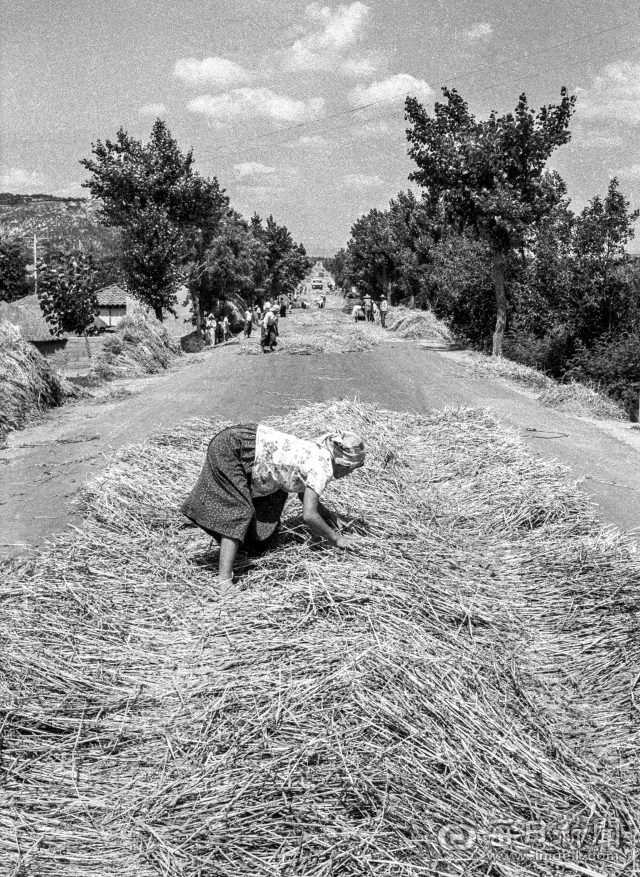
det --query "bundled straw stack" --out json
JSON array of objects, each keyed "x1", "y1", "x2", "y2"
[
  {"x1": 386, "y1": 307, "x2": 452, "y2": 342},
  {"x1": 0, "y1": 319, "x2": 68, "y2": 442},
  {"x1": 92, "y1": 310, "x2": 182, "y2": 380},
  {"x1": 2, "y1": 400, "x2": 639, "y2": 875}
]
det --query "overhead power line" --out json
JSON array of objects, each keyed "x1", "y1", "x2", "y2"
[{"x1": 196, "y1": 22, "x2": 639, "y2": 162}]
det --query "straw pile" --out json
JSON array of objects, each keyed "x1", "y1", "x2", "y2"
[
  {"x1": 92, "y1": 310, "x2": 183, "y2": 380},
  {"x1": 466, "y1": 356, "x2": 627, "y2": 420},
  {"x1": 539, "y1": 380, "x2": 626, "y2": 420},
  {"x1": 237, "y1": 329, "x2": 378, "y2": 356},
  {"x1": 386, "y1": 307, "x2": 453, "y2": 342},
  {"x1": 2, "y1": 400, "x2": 639, "y2": 875},
  {"x1": 0, "y1": 319, "x2": 69, "y2": 442}
]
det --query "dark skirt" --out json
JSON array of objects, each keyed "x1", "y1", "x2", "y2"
[{"x1": 180, "y1": 425, "x2": 288, "y2": 547}]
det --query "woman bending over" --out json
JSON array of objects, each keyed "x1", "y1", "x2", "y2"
[{"x1": 181, "y1": 423, "x2": 365, "y2": 589}]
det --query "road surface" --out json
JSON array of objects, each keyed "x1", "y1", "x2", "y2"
[{"x1": 2, "y1": 275, "x2": 639, "y2": 559}]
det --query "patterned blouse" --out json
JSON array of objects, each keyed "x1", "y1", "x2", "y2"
[{"x1": 252, "y1": 424, "x2": 334, "y2": 497}]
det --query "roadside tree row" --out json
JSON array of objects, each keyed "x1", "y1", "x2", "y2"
[
  {"x1": 329, "y1": 87, "x2": 640, "y2": 415},
  {"x1": 11, "y1": 120, "x2": 310, "y2": 337}
]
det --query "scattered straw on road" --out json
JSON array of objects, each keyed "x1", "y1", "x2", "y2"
[{"x1": 2, "y1": 399, "x2": 639, "y2": 875}]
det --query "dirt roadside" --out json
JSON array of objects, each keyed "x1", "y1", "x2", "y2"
[{"x1": 2, "y1": 296, "x2": 639, "y2": 559}]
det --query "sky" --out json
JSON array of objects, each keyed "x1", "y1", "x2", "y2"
[{"x1": 2, "y1": 0, "x2": 640, "y2": 253}]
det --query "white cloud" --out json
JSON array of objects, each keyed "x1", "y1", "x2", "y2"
[
  {"x1": 139, "y1": 102, "x2": 167, "y2": 117},
  {"x1": 234, "y1": 161, "x2": 276, "y2": 179},
  {"x1": 618, "y1": 164, "x2": 640, "y2": 179},
  {"x1": 349, "y1": 73, "x2": 433, "y2": 107},
  {"x1": 340, "y1": 56, "x2": 378, "y2": 77},
  {"x1": 576, "y1": 61, "x2": 640, "y2": 123},
  {"x1": 281, "y1": 2, "x2": 375, "y2": 74},
  {"x1": 342, "y1": 172, "x2": 384, "y2": 188},
  {"x1": 305, "y1": 2, "x2": 369, "y2": 50},
  {"x1": 188, "y1": 88, "x2": 325, "y2": 125},
  {"x1": 174, "y1": 56, "x2": 252, "y2": 88},
  {"x1": 0, "y1": 167, "x2": 46, "y2": 192},
  {"x1": 467, "y1": 22, "x2": 492, "y2": 41},
  {"x1": 298, "y1": 134, "x2": 329, "y2": 145}
]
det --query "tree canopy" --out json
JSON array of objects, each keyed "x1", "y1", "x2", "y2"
[
  {"x1": 405, "y1": 87, "x2": 576, "y2": 354},
  {"x1": 81, "y1": 120, "x2": 228, "y2": 321}
]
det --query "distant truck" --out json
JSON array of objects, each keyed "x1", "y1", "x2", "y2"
[{"x1": 311, "y1": 279, "x2": 323, "y2": 290}]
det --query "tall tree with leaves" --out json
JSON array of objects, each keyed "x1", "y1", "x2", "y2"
[
  {"x1": 81, "y1": 119, "x2": 228, "y2": 329},
  {"x1": 570, "y1": 177, "x2": 639, "y2": 338},
  {"x1": 37, "y1": 251, "x2": 99, "y2": 335},
  {"x1": 405, "y1": 87, "x2": 575, "y2": 354},
  {"x1": 0, "y1": 236, "x2": 29, "y2": 303}
]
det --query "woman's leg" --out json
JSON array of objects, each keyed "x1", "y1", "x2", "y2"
[{"x1": 219, "y1": 536, "x2": 241, "y2": 588}]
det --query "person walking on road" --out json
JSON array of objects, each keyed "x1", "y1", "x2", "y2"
[
  {"x1": 379, "y1": 297, "x2": 388, "y2": 328},
  {"x1": 261, "y1": 304, "x2": 278, "y2": 353},
  {"x1": 222, "y1": 315, "x2": 230, "y2": 342},
  {"x1": 244, "y1": 308, "x2": 253, "y2": 338},
  {"x1": 181, "y1": 425, "x2": 366, "y2": 590}
]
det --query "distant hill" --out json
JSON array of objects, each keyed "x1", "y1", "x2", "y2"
[{"x1": 0, "y1": 194, "x2": 120, "y2": 260}]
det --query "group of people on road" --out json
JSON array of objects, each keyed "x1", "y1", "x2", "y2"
[
  {"x1": 204, "y1": 313, "x2": 231, "y2": 345},
  {"x1": 351, "y1": 294, "x2": 388, "y2": 327}
]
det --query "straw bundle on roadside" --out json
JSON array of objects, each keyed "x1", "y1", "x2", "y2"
[
  {"x1": 2, "y1": 400, "x2": 639, "y2": 876},
  {"x1": 466, "y1": 355, "x2": 626, "y2": 419},
  {"x1": 387, "y1": 307, "x2": 452, "y2": 342},
  {"x1": 539, "y1": 379, "x2": 626, "y2": 420},
  {"x1": 0, "y1": 319, "x2": 69, "y2": 442},
  {"x1": 92, "y1": 310, "x2": 182, "y2": 380}
]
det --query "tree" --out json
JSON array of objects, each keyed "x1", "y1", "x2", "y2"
[
  {"x1": 37, "y1": 251, "x2": 99, "y2": 335},
  {"x1": 197, "y1": 210, "x2": 267, "y2": 314},
  {"x1": 253, "y1": 215, "x2": 310, "y2": 301},
  {"x1": 325, "y1": 248, "x2": 348, "y2": 290},
  {"x1": 346, "y1": 209, "x2": 395, "y2": 300},
  {"x1": 0, "y1": 236, "x2": 29, "y2": 303},
  {"x1": 405, "y1": 87, "x2": 575, "y2": 354},
  {"x1": 569, "y1": 177, "x2": 639, "y2": 338},
  {"x1": 81, "y1": 119, "x2": 228, "y2": 328}
]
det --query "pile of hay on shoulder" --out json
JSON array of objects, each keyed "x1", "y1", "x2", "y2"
[
  {"x1": 92, "y1": 309, "x2": 183, "y2": 380},
  {"x1": 539, "y1": 379, "x2": 626, "y2": 420},
  {"x1": 0, "y1": 320, "x2": 68, "y2": 443},
  {"x1": 386, "y1": 306, "x2": 452, "y2": 342}
]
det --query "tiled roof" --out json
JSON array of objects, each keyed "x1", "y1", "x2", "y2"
[{"x1": 96, "y1": 284, "x2": 127, "y2": 306}]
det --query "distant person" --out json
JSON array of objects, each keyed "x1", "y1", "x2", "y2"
[
  {"x1": 261, "y1": 304, "x2": 278, "y2": 353},
  {"x1": 363, "y1": 294, "x2": 373, "y2": 322},
  {"x1": 180, "y1": 425, "x2": 366, "y2": 590},
  {"x1": 379, "y1": 297, "x2": 388, "y2": 328},
  {"x1": 373, "y1": 301, "x2": 380, "y2": 324},
  {"x1": 244, "y1": 308, "x2": 253, "y2": 338},
  {"x1": 352, "y1": 303, "x2": 363, "y2": 323},
  {"x1": 222, "y1": 315, "x2": 230, "y2": 342},
  {"x1": 280, "y1": 299, "x2": 287, "y2": 318},
  {"x1": 215, "y1": 317, "x2": 224, "y2": 345},
  {"x1": 204, "y1": 313, "x2": 214, "y2": 346}
]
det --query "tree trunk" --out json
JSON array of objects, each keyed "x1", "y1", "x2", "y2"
[
  {"x1": 190, "y1": 284, "x2": 202, "y2": 339},
  {"x1": 154, "y1": 305, "x2": 164, "y2": 322},
  {"x1": 491, "y1": 248, "x2": 507, "y2": 357}
]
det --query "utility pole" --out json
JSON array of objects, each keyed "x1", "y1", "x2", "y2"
[{"x1": 33, "y1": 227, "x2": 38, "y2": 296}]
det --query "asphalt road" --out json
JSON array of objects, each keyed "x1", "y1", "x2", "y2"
[{"x1": 2, "y1": 283, "x2": 639, "y2": 558}]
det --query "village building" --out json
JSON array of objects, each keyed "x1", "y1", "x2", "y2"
[{"x1": 96, "y1": 284, "x2": 127, "y2": 327}]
